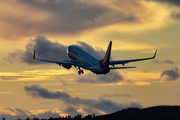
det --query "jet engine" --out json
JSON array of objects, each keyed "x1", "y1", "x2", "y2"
[{"x1": 62, "y1": 60, "x2": 72, "y2": 69}]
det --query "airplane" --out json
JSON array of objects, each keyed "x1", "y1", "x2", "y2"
[{"x1": 33, "y1": 41, "x2": 157, "y2": 75}]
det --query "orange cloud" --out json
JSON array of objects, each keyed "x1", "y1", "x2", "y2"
[
  {"x1": 0, "y1": 1, "x2": 53, "y2": 40},
  {"x1": 0, "y1": 69, "x2": 73, "y2": 81},
  {"x1": 0, "y1": 0, "x2": 176, "y2": 42}
]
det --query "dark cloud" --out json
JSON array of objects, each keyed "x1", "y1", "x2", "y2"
[
  {"x1": 150, "y1": 0, "x2": 180, "y2": 6},
  {"x1": 152, "y1": 59, "x2": 175, "y2": 64},
  {"x1": 24, "y1": 84, "x2": 71, "y2": 99},
  {"x1": 101, "y1": 94, "x2": 132, "y2": 98},
  {"x1": 23, "y1": 36, "x2": 69, "y2": 64},
  {"x1": 1, "y1": 50, "x2": 24, "y2": 64},
  {"x1": 24, "y1": 84, "x2": 142, "y2": 114},
  {"x1": 64, "y1": 106, "x2": 81, "y2": 116},
  {"x1": 2, "y1": 36, "x2": 105, "y2": 65},
  {"x1": 82, "y1": 107, "x2": 101, "y2": 115},
  {"x1": 36, "y1": 111, "x2": 60, "y2": 119},
  {"x1": 76, "y1": 41, "x2": 104, "y2": 59},
  {"x1": 171, "y1": 12, "x2": 180, "y2": 20},
  {"x1": 0, "y1": 76, "x2": 21, "y2": 81},
  {"x1": 62, "y1": 97, "x2": 142, "y2": 113},
  {"x1": 0, "y1": 0, "x2": 139, "y2": 40},
  {"x1": 2, "y1": 36, "x2": 68, "y2": 64},
  {"x1": 13, "y1": 108, "x2": 31, "y2": 116},
  {"x1": 77, "y1": 71, "x2": 123, "y2": 84},
  {"x1": 17, "y1": 0, "x2": 137, "y2": 34},
  {"x1": 2, "y1": 107, "x2": 31, "y2": 119},
  {"x1": 161, "y1": 67, "x2": 180, "y2": 80}
]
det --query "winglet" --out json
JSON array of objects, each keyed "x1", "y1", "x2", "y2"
[
  {"x1": 33, "y1": 51, "x2": 36, "y2": 60},
  {"x1": 152, "y1": 50, "x2": 157, "y2": 58}
]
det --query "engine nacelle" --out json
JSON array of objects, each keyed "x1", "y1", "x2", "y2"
[
  {"x1": 62, "y1": 60, "x2": 72, "y2": 69},
  {"x1": 62, "y1": 64, "x2": 72, "y2": 69}
]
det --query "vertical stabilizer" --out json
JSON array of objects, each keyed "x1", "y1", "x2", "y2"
[
  {"x1": 100, "y1": 41, "x2": 112, "y2": 69},
  {"x1": 103, "y1": 41, "x2": 112, "y2": 65}
]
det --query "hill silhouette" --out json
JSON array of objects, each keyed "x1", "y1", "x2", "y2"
[
  {"x1": 4, "y1": 106, "x2": 180, "y2": 120},
  {"x1": 92, "y1": 106, "x2": 180, "y2": 120}
]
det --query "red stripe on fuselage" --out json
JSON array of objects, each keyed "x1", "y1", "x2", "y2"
[{"x1": 69, "y1": 48, "x2": 78, "y2": 56}]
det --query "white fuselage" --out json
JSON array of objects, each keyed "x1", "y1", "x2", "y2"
[{"x1": 67, "y1": 45, "x2": 109, "y2": 74}]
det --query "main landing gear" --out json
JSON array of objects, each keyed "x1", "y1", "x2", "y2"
[{"x1": 78, "y1": 67, "x2": 84, "y2": 75}]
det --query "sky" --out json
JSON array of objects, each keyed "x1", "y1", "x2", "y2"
[{"x1": 1, "y1": 0, "x2": 180, "y2": 119}]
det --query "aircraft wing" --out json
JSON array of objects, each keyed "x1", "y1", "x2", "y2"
[
  {"x1": 33, "y1": 51, "x2": 77, "y2": 66},
  {"x1": 109, "y1": 50, "x2": 157, "y2": 66}
]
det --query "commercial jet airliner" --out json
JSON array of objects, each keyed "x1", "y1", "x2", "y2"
[{"x1": 33, "y1": 41, "x2": 157, "y2": 75}]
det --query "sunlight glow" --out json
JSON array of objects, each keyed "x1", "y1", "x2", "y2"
[
  {"x1": 0, "y1": 69, "x2": 73, "y2": 81},
  {"x1": 121, "y1": 71, "x2": 161, "y2": 81}
]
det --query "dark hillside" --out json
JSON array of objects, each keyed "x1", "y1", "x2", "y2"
[{"x1": 92, "y1": 106, "x2": 180, "y2": 120}]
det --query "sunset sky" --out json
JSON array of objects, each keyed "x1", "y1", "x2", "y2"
[{"x1": 1, "y1": 0, "x2": 180, "y2": 119}]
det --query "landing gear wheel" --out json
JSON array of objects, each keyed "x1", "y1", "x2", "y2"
[
  {"x1": 81, "y1": 70, "x2": 84, "y2": 74},
  {"x1": 78, "y1": 67, "x2": 84, "y2": 75},
  {"x1": 78, "y1": 70, "x2": 84, "y2": 75},
  {"x1": 78, "y1": 71, "x2": 81, "y2": 75}
]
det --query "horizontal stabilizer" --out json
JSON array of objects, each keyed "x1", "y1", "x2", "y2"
[
  {"x1": 109, "y1": 67, "x2": 136, "y2": 69},
  {"x1": 84, "y1": 67, "x2": 100, "y2": 70}
]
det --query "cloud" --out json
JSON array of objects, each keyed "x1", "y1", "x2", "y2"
[
  {"x1": 64, "y1": 106, "x2": 81, "y2": 117},
  {"x1": 0, "y1": 91, "x2": 13, "y2": 94},
  {"x1": 24, "y1": 84, "x2": 142, "y2": 114},
  {"x1": 0, "y1": 69, "x2": 73, "y2": 81},
  {"x1": 0, "y1": 107, "x2": 60, "y2": 120},
  {"x1": 2, "y1": 35, "x2": 105, "y2": 65},
  {"x1": 76, "y1": 41, "x2": 104, "y2": 59},
  {"x1": 0, "y1": 76, "x2": 27, "y2": 81},
  {"x1": 77, "y1": 71, "x2": 124, "y2": 84},
  {"x1": 171, "y1": 12, "x2": 180, "y2": 20},
  {"x1": 2, "y1": 36, "x2": 68, "y2": 64},
  {"x1": 150, "y1": 0, "x2": 180, "y2": 6},
  {"x1": 0, "y1": 0, "x2": 139, "y2": 40},
  {"x1": 101, "y1": 94, "x2": 132, "y2": 98},
  {"x1": 24, "y1": 84, "x2": 71, "y2": 99},
  {"x1": 82, "y1": 107, "x2": 101, "y2": 115},
  {"x1": 0, "y1": 0, "x2": 175, "y2": 42},
  {"x1": 19, "y1": 0, "x2": 137, "y2": 31},
  {"x1": 35, "y1": 111, "x2": 60, "y2": 119},
  {"x1": 1, "y1": 50, "x2": 24, "y2": 64},
  {"x1": 152, "y1": 59, "x2": 175, "y2": 64},
  {"x1": 161, "y1": 67, "x2": 180, "y2": 80},
  {"x1": 2, "y1": 107, "x2": 31, "y2": 119}
]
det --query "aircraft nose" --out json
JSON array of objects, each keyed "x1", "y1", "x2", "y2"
[
  {"x1": 67, "y1": 46, "x2": 72, "y2": 54},
  {"x1": 68, "y1": 46, "x2": 71, "y2": 51}
]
